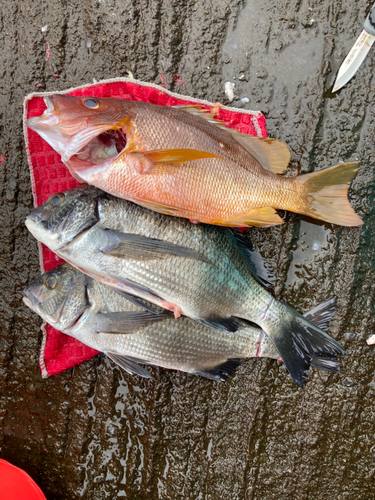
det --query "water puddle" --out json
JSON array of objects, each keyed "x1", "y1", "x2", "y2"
[
  {"x1": 222, "y1": 1, "x2": 324, "y2": 114},
  {"x1": 285, "y1": 219, "x2": 333, "y2": 294}
]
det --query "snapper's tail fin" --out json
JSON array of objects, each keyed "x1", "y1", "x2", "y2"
[{"x1": 295, "y1": 162, "x2": 362, "y2": 226}]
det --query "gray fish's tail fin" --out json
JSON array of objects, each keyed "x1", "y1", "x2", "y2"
[{"x1": 260, "y1": 299, "x2": 345, "y2": 387}]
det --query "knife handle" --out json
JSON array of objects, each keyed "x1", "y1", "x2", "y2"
[{"x1": 364, "y1": 3, "x2": 375, "y2": 36}]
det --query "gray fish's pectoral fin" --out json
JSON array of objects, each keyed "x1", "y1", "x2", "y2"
[
  {"x1": 194, "y1": 359, "x2": 242, "y2": 381},
  {"x1": 94, "y1": 310, "x2": 173, "y2": 334},
  {"x1": 106, "y1": 273, "x2": 178, "y2": 314},
  {"x1": 100, "y1": 229, "x2": 209, "y2": 262},
  {"x1": 106, "y1": 352, "x2": 153, "y2": 378}
]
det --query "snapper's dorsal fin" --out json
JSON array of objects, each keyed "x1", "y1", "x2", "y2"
[
  {"x1": 225, "y1": 134, "x2": 291, "y2": 175},
  {"x1": 175, "y1": 105, "x2": 291, "y2": 175}
]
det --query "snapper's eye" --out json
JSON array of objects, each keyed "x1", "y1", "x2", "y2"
[
  {"x1": 84, "y1": 98, "x2": 99, "y2": 109},
  {"x1": 50, "y1": 193, "x2": 65, "y2": 206},
  {"x1": 44, "y1": 276, "x2": 57, "y2": 289}
]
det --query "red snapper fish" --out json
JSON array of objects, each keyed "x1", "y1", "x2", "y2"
[{"x1": 28, "y1": 95, "x2": 363, "y2": 228}]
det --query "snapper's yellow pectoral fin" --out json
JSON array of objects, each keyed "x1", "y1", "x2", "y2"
[
  {"x1": 218, "y1": 207, "x2": 284, "y2": 228},
  {"x1": 132, "y1": 148, "x2": 221, "y2": 173}
]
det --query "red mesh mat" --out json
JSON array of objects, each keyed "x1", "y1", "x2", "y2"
[{"x1": 23, "y1": 77, "x2": 267, "y2": 377}]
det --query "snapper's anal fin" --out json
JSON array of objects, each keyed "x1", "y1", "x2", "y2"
[
  {"x1": 296, "y1": 162, "x2": 363, "y2": 226},
  {"x1": 218, "y1": 207, "x2": 283, "y2": 228}
]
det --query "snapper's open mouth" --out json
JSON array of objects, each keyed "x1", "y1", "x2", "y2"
[
  {"x1": 27, "y1": 96, "x2": 128, "y2": 166},
  {"x1": 72, "y1": 128, "x2": 127, "y2": 166}
]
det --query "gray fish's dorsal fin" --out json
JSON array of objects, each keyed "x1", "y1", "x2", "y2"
[
  {"x1": 106, "y1": 352, "x2": 153, "y2": 378},
  {"x1": 229, "y1": 228, "x2": 275, "y2": 289}
]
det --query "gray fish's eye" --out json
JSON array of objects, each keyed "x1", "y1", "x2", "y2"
[
  {"x1": 44, "y1": 276, "x2": 57, "y2": 289},
  {"x1": 50, "y1": 193, "x2": 65, "y2": 206},
  {"x1": 84, "y1": 98, "x2": 99, "y2": 109}
]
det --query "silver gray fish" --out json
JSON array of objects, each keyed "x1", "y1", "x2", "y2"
[
  {"x1": 23, "y1": 263, "x2": 339, "y2": 380},
  {"x1": 25, "y1": 185, "x2": 345, "y2": 386}
]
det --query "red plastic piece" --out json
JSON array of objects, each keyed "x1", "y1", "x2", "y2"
[{"x1": 0, "y1": 459, "x2": 46, "y2": 499}]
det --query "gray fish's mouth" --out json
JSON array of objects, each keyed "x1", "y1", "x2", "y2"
[
  {"x1": 22, "y1": 296, "x2": 34, "y2": 308},
  {"x1": 23, "y1": 286, "x2": 40, "y2": 312}
]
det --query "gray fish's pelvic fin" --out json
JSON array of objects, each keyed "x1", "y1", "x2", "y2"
[{"x1": 106, "y1": 352, "x2": 152, "y2": 378}]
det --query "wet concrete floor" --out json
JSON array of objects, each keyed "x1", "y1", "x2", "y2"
[{"x1": 0, "y1": 0, "x2": 374, "y2": 498}]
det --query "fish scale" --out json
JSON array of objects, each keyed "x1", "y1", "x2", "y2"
[
  {"x1": 23, "y1": 264, "x2": 339, "y2": 381},
  {"x1": 26, "y1": 186, "x2": 346, "y2": 385},
  {"x1": 24, "y1": 263, "x2": 277, "y2": 378},
  {"x1": 28, "y1": 95, "x2": 362, "y2": 228}
]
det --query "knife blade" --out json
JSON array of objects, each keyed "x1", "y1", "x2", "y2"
[{"x1": 333, "y1": 3, "x2": 375, "y2": 92}]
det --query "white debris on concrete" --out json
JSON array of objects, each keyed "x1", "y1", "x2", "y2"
[{"x1": 224, "y1": 81, "x2": 235, "y2": 102}]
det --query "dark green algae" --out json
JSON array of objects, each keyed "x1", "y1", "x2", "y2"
[{"x1": 0, "y1": 0, "x2": 375, "y2": 499}]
